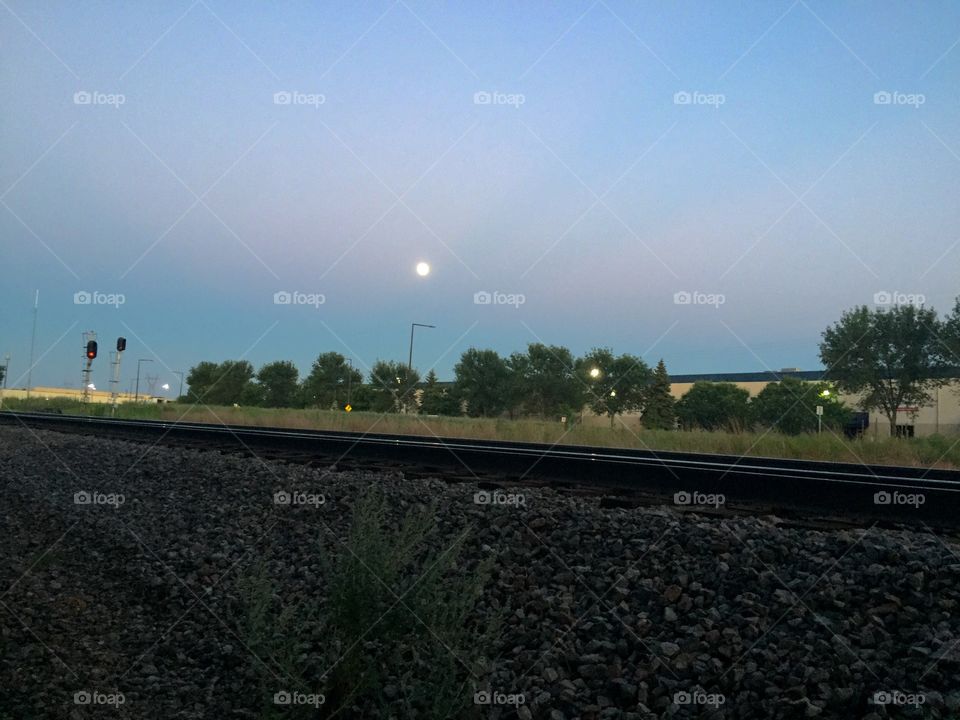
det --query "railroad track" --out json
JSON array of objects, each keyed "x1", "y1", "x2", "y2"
[{"x1": 3, "y1": 410, "x2": 960, "y2": 527}]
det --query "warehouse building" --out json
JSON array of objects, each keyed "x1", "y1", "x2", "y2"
[
  {"x1": 665, "y1": 369, "x2": 960, "y2": 437},
  {"x1": 0, "y1": 386, "x2": 162, "y2": 405}
]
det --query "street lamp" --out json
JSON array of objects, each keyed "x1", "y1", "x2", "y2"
[
  {"x1": 589, "y1": 367, "x2": 600, "y2": 379},
  {"x1": 135, "y1": 358, "x2": 153, "y2": 402},
  {"x1": 408, "y1": 323, "x2": 436, "y2": 374}
]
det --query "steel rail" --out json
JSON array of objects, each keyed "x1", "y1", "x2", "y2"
[{"x1": 3, "y1": 411, "x2": 959, "y2": 524}]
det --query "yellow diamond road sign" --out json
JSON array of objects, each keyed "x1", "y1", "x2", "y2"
[{"x1": 345, "y1": 404, "x2": 352, "y2": 412}]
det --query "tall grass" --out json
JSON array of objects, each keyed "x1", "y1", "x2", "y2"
[
  {"x1": 234, "y1": 489, "x2": 497, "y2": 719},
  {"x1": 151, "y1": 403, "x2": 959, "y2": 468},
  {"x1": 4, "y1": 396, "x2": 958, "y2": 468}
]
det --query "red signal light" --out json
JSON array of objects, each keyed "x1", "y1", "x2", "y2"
[{"x1": 85, "y1": 340, "x2": 98, "y2": 360}]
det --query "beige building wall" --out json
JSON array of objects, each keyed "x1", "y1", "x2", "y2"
[
  {"x1": 0, "y1": 386, "x2": 162, "y2": 405},
  {"x1": 581, "y1": 379, "x2": 960, "y2": 437}
]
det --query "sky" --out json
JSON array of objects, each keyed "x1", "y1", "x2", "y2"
[{"x1": 1, "y1": 1, "x2": 959, "y2": 395}]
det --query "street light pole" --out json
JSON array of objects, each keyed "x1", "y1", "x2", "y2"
[
  {"x1": 347, "y1": 359, "x2": 353, "y2": 405},
  {"x1": 408, "y1": 323, "x2": 436, "y2": 374},
  {"x1": 406, "y1": 323, "x2": 435, "y2": 415},
  {"x1": 135, "y1": 359, "x2": 153, "y2": 402},
  {"x1": 26, "y1": 290, "x2": 38, "y2": 400},
  {"x1": 173, "y1": 371, "x2": 184, "y2": 400}
]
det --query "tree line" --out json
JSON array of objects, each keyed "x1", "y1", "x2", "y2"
[
  {"x1": 184, "y1": 298, "x2": 960, "y2": 436},
  {"x1": 183, "y1": 347, "x2": 679, "y2": 428}
]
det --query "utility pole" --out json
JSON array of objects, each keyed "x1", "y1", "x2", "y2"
[
  {"x1": 135, "y1": 358, "x2": 153, "y2": 402},
  {"x1": 172, "y1": 371, "x2": 184, "y2": 401},
  {"x1": 26, "y1": 290, "x2": 38, "y2": 400},
  {"x1": 0, "y1": 353, "x2": 9, "y2": 410}
]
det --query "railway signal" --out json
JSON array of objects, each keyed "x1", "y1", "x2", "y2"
[
  {"x1": 81, "y1": 331, "x2": 97, "y2": 404},
  {"x1": 110, "y1": 337, "x2": 126, "y2": 415}
]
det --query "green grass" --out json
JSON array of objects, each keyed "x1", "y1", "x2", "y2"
[
  {"x1": 4, "y1": 396, "x2": 959, "y2": 469},
  {"x1": 234, "y1": 489, "x2": 496, "y2": 718}
]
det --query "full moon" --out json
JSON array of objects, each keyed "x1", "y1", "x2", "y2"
[{"x1": 415, "y1": 261, "x2": 431, "y2": 277}]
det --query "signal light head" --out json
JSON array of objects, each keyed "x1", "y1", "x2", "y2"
[
  {"x1": 85, "y1": 340, "x2": 98, "y2": 360},
  {"x1": 116, "y1": 337, "x2": 126, "y2": 352}
]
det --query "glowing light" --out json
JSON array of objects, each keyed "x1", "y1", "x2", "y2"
[
  {"x1": 589, "y1": 367, "x2": 600, "y2": 378},
  {"x1": 87, "y1": 383, "x2": 96, "y2": 390},
  {"x1": 161, "y1": 383, "x2": 170, "y2": 391},
  {"x1": 415, "y1": 261, "x2": 431, "y2": 277}
]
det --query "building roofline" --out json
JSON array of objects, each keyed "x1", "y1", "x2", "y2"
[
  {"x1": 667, "y1": 367, "x2": 960, "y2": 384},
  {"x1": 668, "y1": 370, "x2": 826, "y2": 383}
]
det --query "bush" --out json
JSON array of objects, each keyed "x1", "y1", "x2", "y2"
[
  {"x1": 236, "y1": 489, "x2": 497, "y2": 718},
  {"x1": 675, "y1": 382, "x2": 750, "y2": 431},
  {"x1": 750, "y1": 377, "x2": 849, "y2": 434}
]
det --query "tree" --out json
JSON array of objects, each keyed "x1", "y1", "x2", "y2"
[
  {"x1": 453, "y1": 349, "x2": 510, "y2": 417},
  {"x1": 942, "y1": 298, "x2": 960, "y2": 382},
  {"x1": 513, "y1": 343, "x2": 584, "y2": 420},
  {"x1": 256, "y1": 361, "x2": 300, "y2": 407},
  {"x1": 576, "y1": 348, "x2": 650, "y2": 426},
  {"x1": 676, "y1": 382, "x2": 750, "y2": 431},
  {"x1": 346, "y1": 384, "x2": 376, "y2": 412},
  {"x1": 819, "y1": 304, "x2": 949, "y2": 435},
  {"x1": 505, "y1": 352, "x2": 532, "y2": 419},
  {"x1": 420, "y1": 370, "x2": 461, "y2": 416},
  {"x1": 185, "y1": 361, "x2": 219, "y2": 403},
  {"x1": 642, "y1": 359, "x2": 676, "y2": 430},
  {"x1": 750, "y1": 376, "x2": 850, "y2": 434},
  {"x1": 185, "y1": 360, "x2": 256, "y2": 406},
  {"x1": 369, "y1": 360, "x2": 420, "y2": 413},
  {"x1": 302, "y1": 352, "x2": 362, "y2": 410},
  {"x1": 215, "y1": 360, "x2": 257, "y2": 405}
]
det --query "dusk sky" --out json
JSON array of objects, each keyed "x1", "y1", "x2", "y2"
[{"x1": 2, "y1": 1, "x2": 958, "y2": 394}]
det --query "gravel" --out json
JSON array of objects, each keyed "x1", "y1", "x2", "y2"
[{"x1": 1, "y1": 425, "x2": 959, "y2": 719}]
